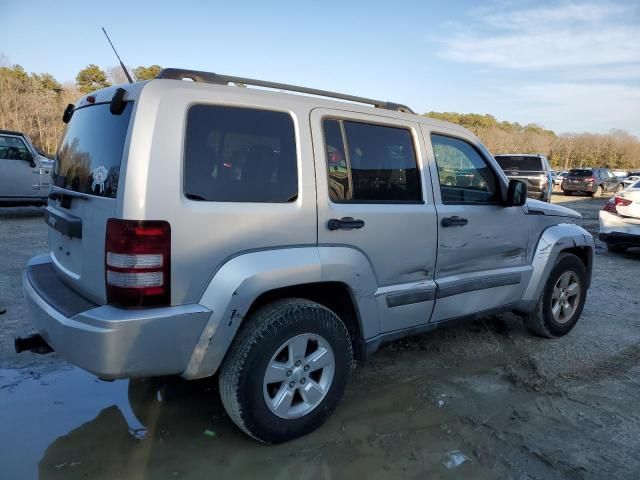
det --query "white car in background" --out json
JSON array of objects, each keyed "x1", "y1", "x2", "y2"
[
  {"x1": 554, "y1": 171, "x2": 568, "y2": 186},
  {"x1": 599, "y1": 180, "x2": 640, "y2": 253},
  {"x1": 623, "y1": 175, "x2": 640, "y2": 188}
]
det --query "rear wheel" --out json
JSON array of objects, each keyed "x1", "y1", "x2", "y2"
[
  {"x1": 592, "y1": 185, "x2": 603, "y2": 198},
  {"x1": 523, "y1": 253, "x2": 587, "y2": 338},
  {"x1": 219, "y1": 299, "x2": 353, "y2": 443},
  {"x1": 562, "y1": 190, "x2": 572, "y2": 196}
]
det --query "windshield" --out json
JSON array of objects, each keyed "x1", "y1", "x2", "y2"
[
  {"x1": 53, "y1": 102, "x2": 133, "y2": 198},
  {"x1": 494, "y1": 155, "x2": 543, "y2": 171},
  {"x1": 568, "y1": 169, "x2": 593, "y2": 178}
]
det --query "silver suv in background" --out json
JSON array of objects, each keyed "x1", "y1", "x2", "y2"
[
  {"x1": 494, "y1": 154, "x2": 553, "y2": 202},
  {"x1": 0, "y1": 130, "x2": 53, "y2": 206},
  {"x1": 19, "y1": 69, "x2": 594, "y2": 443}
]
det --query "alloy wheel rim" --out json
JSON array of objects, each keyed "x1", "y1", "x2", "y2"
[
  {"x1": 551, "y1": 271, "x2": 581, "y2": 324},
  {"x1": 263, "y1": 333, "x2": 335, "y2": 419}
]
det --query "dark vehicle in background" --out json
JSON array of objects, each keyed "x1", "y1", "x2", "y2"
[
  {"x1": 561, "y1": 167, "x2": 623, "y2": 197},
  {"x1": 494, "y1": 154, "x2": 553, "y2": 202}
]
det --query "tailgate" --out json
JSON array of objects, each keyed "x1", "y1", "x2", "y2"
[{"x1": 47, "y1": 99, "x2": 134, "y2": 304}]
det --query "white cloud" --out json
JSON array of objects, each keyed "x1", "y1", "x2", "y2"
[
  {"x1": 438, "y1": 2, "x2": 640, "y2": 71},
  {"x1": 433, "y1": 1, "x2": 640, "y2": 134}
]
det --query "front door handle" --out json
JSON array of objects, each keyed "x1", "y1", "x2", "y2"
[
  {"x1": 328, "y1": 217, "x2": 365, "y2": 231},
  {"x1": 441, "y1": 216, "x2": 468, "y2": 227}
]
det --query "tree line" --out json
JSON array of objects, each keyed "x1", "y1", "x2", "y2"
[
  {"x1": 0, "y1": 63, "x2": 161, "y2": 155},
  {"x1": 426, "y1": 112, "x2": 640, "y2": 172},
  {"x1": 1, "y1": 60, "x2": 638, "y2": 172}
]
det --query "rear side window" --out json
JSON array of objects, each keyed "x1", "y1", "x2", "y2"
[
  {"x1": 184, "y1": 105, "x2": 297, "y2": 202},
  {"x1": 323, "y1": 119, "x2": 421, "y2": 203},
  {"x1": 54, "y1": 102, "x2": 133, "y2": 198},
  {"x1": 494, "y1": 155, "x2": 543, "y2": 171}
]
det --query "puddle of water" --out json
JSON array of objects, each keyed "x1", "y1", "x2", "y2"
[
  {"x1": 0, "y1": 367, "x2": 142, "y2": 479},
  {"x1": 0, "y1": 363, "x2": 500, "y2": 479}
]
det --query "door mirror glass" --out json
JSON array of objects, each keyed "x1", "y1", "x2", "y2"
[{"x1": 505, "y1": 179, "x2": 527, "y2": 206}]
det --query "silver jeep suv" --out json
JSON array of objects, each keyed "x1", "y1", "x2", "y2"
[{"x1": 20, "y1": 69, "x2": 594, "y2": 443}]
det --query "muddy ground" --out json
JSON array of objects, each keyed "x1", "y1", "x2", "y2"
[{"x1": 1, "y1": 193, "x2": 639, "y2": 479}]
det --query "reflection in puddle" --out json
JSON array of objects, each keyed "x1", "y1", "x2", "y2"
[{"x1": 0, "y1": 362, "x2": 494, "y2": 479}]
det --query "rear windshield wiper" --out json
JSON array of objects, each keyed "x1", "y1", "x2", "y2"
[{"x1": 49, "y1": 185, "x2": 89, "y2": 201}]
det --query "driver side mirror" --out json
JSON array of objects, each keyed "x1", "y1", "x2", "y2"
[
  {"x1": 23, "y1": 152, "x2": 36, "y2": 168},
  {"x1": 505, "y1": 179, "x2": 527, "y2": 206}
]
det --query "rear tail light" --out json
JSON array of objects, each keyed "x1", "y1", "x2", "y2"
[
  {"x1": 603, "y1": 200, "x2": 616, "y2": 213},
  {"x1": 540, "y1": 174, "x2": 549, "y2": 187},
  {"x1": 603, "y1": 196, "x2": 633, "y2": 214},
  {"x1": 105, "y1": 219, "x2": 171, "y2": 307}
]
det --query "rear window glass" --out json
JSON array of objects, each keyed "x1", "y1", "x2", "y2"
[
  {"x1": 54, "y1": 102, "x2": 133, "y2": 198},
  {"x1": 569, "y1": 169, "x2": 593, "y2": 177},
  {"x1": 494, "y1": 155, "x2": 543, "y2": 171},
  {"x1": 184, "y1": 105, "x2": 297, "y2": 203}
]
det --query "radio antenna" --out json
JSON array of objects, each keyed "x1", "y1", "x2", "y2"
[{"x1": 101, "y1": 27, "x2": 133, "y2": 84}]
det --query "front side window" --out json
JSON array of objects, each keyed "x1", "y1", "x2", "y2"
[
  {"x1": 184, "y1": 105, "x2": 297, "y2": 203},
  {"x1": 323, "y1": 119, "x2": 421, "y2": 203},
  {"x1": 0, "y1": 136, "x2": 31, "y2": 161},
  {"x1": 431, "y1": 134, "x2": 500, "y2": 204}
]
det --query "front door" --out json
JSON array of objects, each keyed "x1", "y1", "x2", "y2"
[
  {"x1": 422, "y1": 128, "x2": 531, "y2": 322},
  {"x1": 0, "y1": 135, "x2": 38, "y2": 197},
  {"x1": 311, "y1": 108, "x2": 439, "y2": 333}
]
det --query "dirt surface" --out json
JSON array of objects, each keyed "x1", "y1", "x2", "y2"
[{"x1": 1, "y1": 193, "x2": 640, "y2": 479}]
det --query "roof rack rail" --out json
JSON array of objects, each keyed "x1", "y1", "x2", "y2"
[{"x1": 155, "y1": 68, "x2": 414, "y2": 114}]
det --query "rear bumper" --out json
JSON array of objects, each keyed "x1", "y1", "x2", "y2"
[
  {"x1": 599, "y1": 232, "x2": 640, "y2": 246},
  {"x1": 599, "y1": 211, "x2": 640, "y2": 246},
  {"x1": 22, "y1": 255, "x2": 211, "y2": 379},
  {"x1": 562, "y1": 183, "x2": 595, "y2": 192}
]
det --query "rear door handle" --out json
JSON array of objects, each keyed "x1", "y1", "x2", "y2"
[
  {"x1": 441, "y1": 216, "x2": 468, "y2": 227},
  {"x1": 328, "y1": 217, "x2": 365, "y2": 231}
]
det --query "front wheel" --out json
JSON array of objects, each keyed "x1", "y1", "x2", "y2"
[
  {"x1": 523, "y1": 253, "x2": 587, "y2": 338},
  {"x1": 219, "y1": 299, "x2": 353, "y2": 443}
]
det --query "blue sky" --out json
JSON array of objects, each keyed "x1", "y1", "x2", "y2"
[{"x1": 2, "y1": 0, "x2": 639, "y2": 136}]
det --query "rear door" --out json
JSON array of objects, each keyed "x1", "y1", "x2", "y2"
[
  {"x1": 47, "y1": 100, "x2": 134, "y2": 304},
  {"x1": 422, "y1": 128, "x2": 531, "y2": 322},
  {"x1": 0, "y1": 135, "x2": 39, "y2": 197},
  {"x1": 312, "y1": 108, "x2": 438, "y2": 333}
]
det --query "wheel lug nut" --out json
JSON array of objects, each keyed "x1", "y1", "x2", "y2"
[
  {"x1": 304, "y1": 365, "x2": 310, "y2": 372},
  {"x1": 300, "y1": 378, "x2": 306, "y2": 384},
  {"x1": 286, "y1": 370, "x2": 292, "y2": 377},
  {"x1": 289, "y1": 381, "x2": 295, "y2": 388},
  {"x1": 295, "y1": 360, "x2": 301, "y2": 367}
]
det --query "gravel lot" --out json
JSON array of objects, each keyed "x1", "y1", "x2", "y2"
[{"x1": 1, "y1": 193, "x2": 639, "y2": 479}]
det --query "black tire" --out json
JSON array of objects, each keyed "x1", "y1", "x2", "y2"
[
  {"x1": 219, "y1": 299, "x2": 353, "y2": 443},
  {"x1": 607, "y1": 244, "x2": 627, "y2": 253},
  {"x1": 562, "y1": 190, "x2": 571, "y2": 196},
  {"x1": 592, "y1": 185, "x2": 603, "y2": 198},
  {"x1": 523, "y1": 253, "x2": 587, "y2": 338}
]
